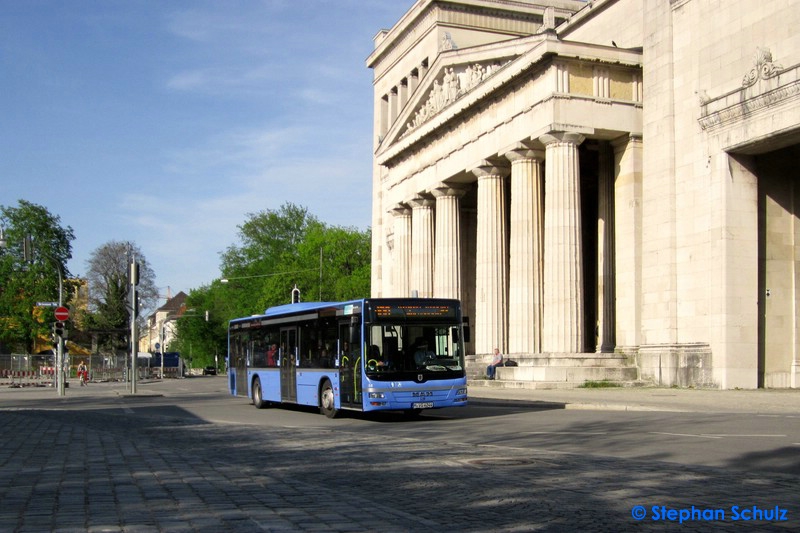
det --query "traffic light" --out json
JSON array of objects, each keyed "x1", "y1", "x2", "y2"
[
  {"x1": 54, "y1": 321, "x2": 65, "y2": 337},
  {"x1": 129, "y1": 261, "x2": 140, "y2": 286}
]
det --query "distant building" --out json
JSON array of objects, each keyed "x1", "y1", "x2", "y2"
[
  {"x1": 140, "y1": 291, "x2": 188, "y2": 353},
  {"x1": 368, "y1": 0, "x2": 799, "y2": 389}
]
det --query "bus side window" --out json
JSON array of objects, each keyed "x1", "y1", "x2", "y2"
[
  {"x1": 266, "y1": 344, "x2": 278, "y2": 367},
  {"x1": 252, "y1": 334, "x2": 267, "y2": 367}
]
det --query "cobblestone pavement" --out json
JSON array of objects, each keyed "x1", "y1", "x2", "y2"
[{"x1": 0, "y1": 387, "x2": 797, "y2": 532}]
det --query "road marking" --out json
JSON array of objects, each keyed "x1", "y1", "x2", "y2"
[
  {"x1": 115, "y1": 399, "x2": 134, "y2": 414},
  {"x1": 700, "y1": 434, "x2": 786, "y2": 438},
  {"x1": 525, "y1": 431, "x2": 609, "y2": 436},
  {"x1": 650, "y1": 431, "x2": 721, "y2": 439},
  {"x1": 651, "y1": 432, "x2": 787, "y2": 439}
]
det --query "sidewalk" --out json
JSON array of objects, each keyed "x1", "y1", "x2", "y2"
[{"x1": 468, "y1": 383, "x2": 800, "y2": 414}]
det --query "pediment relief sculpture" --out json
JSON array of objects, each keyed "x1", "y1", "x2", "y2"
[{"x1": 404, "y1": 59, "x2": 511, "y2": 136}]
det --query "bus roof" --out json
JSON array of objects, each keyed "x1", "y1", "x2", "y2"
[
  {"x1": 227, "y1": 299, "x2": 365, "y2": 325},
  {"x1": 229, "y1": 297, "x2": 462, "y2": 325},
  {"x1": 263, "y1": 301, "x2": 352, "y2": 316}
]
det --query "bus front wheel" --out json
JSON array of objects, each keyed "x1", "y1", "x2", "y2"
[
  {"x1": 253, "y1": 377, "x2": 267, "y2": 409},
  {"x1": 320, "y1": 379, "x2": 338, "y2": 418}
]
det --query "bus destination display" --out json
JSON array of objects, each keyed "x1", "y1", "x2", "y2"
[{"x1": 374, "y1": 304, "x2": 457, "y2": 319}]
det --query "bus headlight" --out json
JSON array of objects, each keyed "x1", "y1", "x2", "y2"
[
  {"x1": 368, "y1": 392, "x2": 385, "y2": 399},
  {"x1": 456, "y1": 388, "x2": 467, "y2": 396}
]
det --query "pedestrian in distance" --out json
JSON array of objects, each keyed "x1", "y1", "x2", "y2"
[
  {"x1": 77, "y1": 361, "x2": 88, "y2": 386},
  {"x1": 486, "y1": 348, "x2": 503, "y2": 380}
]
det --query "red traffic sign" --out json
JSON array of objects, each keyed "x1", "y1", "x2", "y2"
[{"x1": 54, "y1": 306, "x2": 70, "y2": 321}]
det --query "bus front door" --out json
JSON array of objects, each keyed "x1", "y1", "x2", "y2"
[
  {"x1": 338, "y1": 322, "x2": 358, "y2": 407},
  {"x1": 280, "y1": 327, "x2": 298, "y2": 403}
]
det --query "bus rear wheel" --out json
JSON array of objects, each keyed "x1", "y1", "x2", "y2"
[
  {"x1": 252, "y1": 377, "x2": 267, "y2": 409},
  {"x1": 320, "y1": 379, "x2": 338, "y2": 418}
]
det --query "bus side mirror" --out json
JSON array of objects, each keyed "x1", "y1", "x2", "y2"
[
  {"x1": 349, "y1": 315, "x2": 360, "y2": 344},
  {"x1": 462, "y1": 316, "x2": 471, "y2": 343}
]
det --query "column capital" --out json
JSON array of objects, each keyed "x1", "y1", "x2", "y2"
[
  {"x1": 469, "y1": 160, "x2": 510, "y2": 179},
  {"x1": 538, "y1": 131, "x2": 585, "y2": 147},
  {"x1": 389, "y1": 203, "x2": 411, "y2": 217},
  {"x1": 430, "y1": 182, "x2": 468, "y2": 199},
  {"x1": 503, "y1": 144, "x2": 545, "y2": 163},
  {"x1": 406, "y1": 194, "x2": 435, "y2": 209},
  {"x1": 611, "y1": 132, "x2": 643, "y2": 151}
]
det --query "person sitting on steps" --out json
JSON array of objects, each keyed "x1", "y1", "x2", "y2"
[{"x1": 486, "y1": 348, "x2": 503, "y2": 380}]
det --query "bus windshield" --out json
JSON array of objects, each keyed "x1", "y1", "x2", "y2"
[{"x1": 364, "y1": 323, "x2": 464, "y2": 380}]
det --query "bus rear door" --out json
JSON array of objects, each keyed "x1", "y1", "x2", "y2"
[
  {"x1": 231, "y1": 334, "x2": 248, "y2": 397},
  {"x1": 280, "y1": 327, "x2": 298, "y2": 403}
]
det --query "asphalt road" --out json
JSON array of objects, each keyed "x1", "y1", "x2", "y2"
[
  {"x1": 104, "y1": 377, "x2": 800, "y2": 476},
  {"x1": 0, "y1": 378, "x2": 797, "y2": 531}
]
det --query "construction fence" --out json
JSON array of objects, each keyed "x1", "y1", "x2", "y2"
[{"x1": 0, "y1": 352, "x2": 186, "y2": 386}]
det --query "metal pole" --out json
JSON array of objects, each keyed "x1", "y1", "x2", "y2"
[
  {"x1": 130, "y1": 255, "x2": 137, "y2": 394},
  {"x1": 160, "y1": 322, "x2": 164, "y2": 380},
  {"x1": 56, "y1": 263, "x2": 65, "y2": 397}
]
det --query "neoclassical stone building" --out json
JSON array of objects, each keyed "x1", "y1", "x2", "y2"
[{"x1": 367, "y1": 0, "x2": 800, "y2": 389}]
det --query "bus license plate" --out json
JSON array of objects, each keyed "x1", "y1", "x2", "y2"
[{"x1": 412, "y1": 402, "x2": 434, "y2": 409}]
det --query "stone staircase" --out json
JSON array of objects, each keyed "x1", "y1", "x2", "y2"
[{"x1": 466, "y1": 353, "x2": 643, "y2": 389}]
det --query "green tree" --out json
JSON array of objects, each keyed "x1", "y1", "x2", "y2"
[
  {"x1": 84, "y1": 240, "x2": 158, "y2": 353},
  {"x1": 220, "y1": 202, "x2": 371, "y2": 315},
  {"x1": 304, "y1": 223, "x2": 371, "y2": 301},
  {"x1": 169, "y1": 284, "x2": 228, "y2": 369},
  {"x1": 175, "y1": 203, "x2": 371, "y2": 366},
  {"x1": 0, "y1": 200, "x2": 74, "y2": 353},
  {"x1": 219, "y1": 203, "x2": 319, "y2": 316}
]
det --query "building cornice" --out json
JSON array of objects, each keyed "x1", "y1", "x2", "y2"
[{"x1": 367, "y1": 0, "x2": 584, "y2": 75}]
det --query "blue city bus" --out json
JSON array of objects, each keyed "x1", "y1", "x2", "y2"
[{"x1": 227, "y1": 298, "x2": 469, "y2": 418}]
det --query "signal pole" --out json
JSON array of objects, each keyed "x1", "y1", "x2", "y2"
[
  {"x1": 51, "y1": 258, "x2": 65, "y2": 397},
  {"x1": 129, "y1": 256, "x2": 139, "y2": 394}
]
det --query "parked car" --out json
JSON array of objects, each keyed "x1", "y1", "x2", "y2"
[{"x1": 203, "y1": 366, "x2": 217, "y2": 376}]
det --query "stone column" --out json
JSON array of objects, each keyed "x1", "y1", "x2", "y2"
[
  {"x1": 408, "y1": 195, "x2": 435, "y2": 298},
  {"x1": 379, "y1": 96, "x2": 389, "y2": 139},
  {"x1": 472, "y1": 163, "x2": 510, "y2": 355},
  {"x1": 539, "y1": 132, "x2": 585, "y2": 353},
  {"x1": 389, "y1": 86, "x2": 398, "y2": 125},
  {"x1": 432, "y1": 184, "x2": 467, "y2": 300},
  {"x1": 596, "y1": 142, "x2": 616, "y2": 353},
  {"x1": 409, "y1": 69, "x2": 419, "y2": 94},
  {"x1": 399, "y1": 79, "x2": 408, "y2": 110},
  {"x1": 390, "y1": 205, "x2": 412, "y2": 298},
  {"x1": 613, "y1": 134, "x2": 642, "y2": 351},
  {"x1": 505, "y1": 146, "x2": 545, "y2": 355}
]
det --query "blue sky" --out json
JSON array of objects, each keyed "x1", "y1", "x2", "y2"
[{"x1": 1, "y1": 0, "x2": 411, "y2": 297}]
